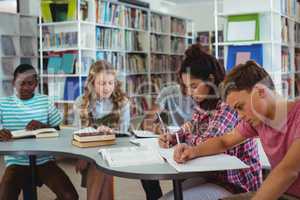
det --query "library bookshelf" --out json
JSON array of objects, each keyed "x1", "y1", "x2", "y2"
[{"x1": 39, "y1": 0, "x2": 193, "y2": 127}]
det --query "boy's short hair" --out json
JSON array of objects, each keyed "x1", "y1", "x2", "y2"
[
  {"x1": 221, "y1": 60, "x2": 275, "y2": 99},
  {"x1": 13, "y1": 64, "x2": 37, "y2": 81}
]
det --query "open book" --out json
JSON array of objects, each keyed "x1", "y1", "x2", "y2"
[
  {"x1": 11, "y1": 128, "x2": 59, "y2": 139},
  {"x1": 99, "y1": 146, "x2": 165, "y2": 167}
]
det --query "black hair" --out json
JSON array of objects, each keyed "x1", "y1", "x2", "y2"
[
  {"x1": 179, "y1": 44, "x2": 225, "y2": 110},
  {"x1": 13, "y1": 64, "x2": 38, "y2": 82}
]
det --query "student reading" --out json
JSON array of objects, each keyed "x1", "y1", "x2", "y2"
[
  {"x1": 74, "y1": 60, "x2": 130, "y2": 200},
  {"x1": 0, "y1": 64, "x2": 78, "y2": 200},
  {"x1": 173, "y1": 60, "x2": 300, "y2": 199},
  {"x1": 159, "y1": 44, "x2": 262, "y2": 200}
]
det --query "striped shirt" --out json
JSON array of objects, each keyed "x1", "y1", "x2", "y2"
[
  {"x1": 174, "y1": 101, "x2": 262, "y2": 193},
  {"x1": 0, "y1": 93, "x2": 62, "y2": 166}
]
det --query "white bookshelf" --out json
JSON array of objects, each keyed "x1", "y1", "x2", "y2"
[
  {"x1": 39, "y1": 0, "x2": 193, "y2": 125},
  {"x1": 214, "y1": 0, "x2": 300, "y2": 99},
  {"x1": 0, "y1": 12, "x2": 38, "y2": 97}
]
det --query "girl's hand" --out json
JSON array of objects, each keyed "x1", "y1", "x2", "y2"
[
  {"x1": 97, "y1": 125, "x2": 113, "y2": 134},
  {"x1": 75, "y1": 159, "x2": 88, "y2": 173},
  {"x1": 26, "y1": 120, "x2": 48, "y2": 130},
  {"x1": 158, "y1": 133, "x2": 173, "y2": 148},
  {"x1": 0, "y1": 129, "x2": 12, "y2": 141},
  {"x1": 173, "y1": 144, "x2": 197, "y2": 163}
]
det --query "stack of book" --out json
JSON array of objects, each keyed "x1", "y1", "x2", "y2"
[{"x1": 72, "y1": 127, "x2": 116, "y2": 148}]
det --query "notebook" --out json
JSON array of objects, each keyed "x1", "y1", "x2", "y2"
[{"x1": 99, "y1": 146, "x2": 164, "y2": 167}]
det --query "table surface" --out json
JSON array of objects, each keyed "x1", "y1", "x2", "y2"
[{"x1": 0, "y1": 128, "x2": 203, "y2": 180}]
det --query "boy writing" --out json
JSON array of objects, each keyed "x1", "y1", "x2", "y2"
[{"x1": 173, "y1": 60, "x2": 300, "y2": 199}]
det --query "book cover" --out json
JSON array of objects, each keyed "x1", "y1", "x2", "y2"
[
  {"x1": 47, "y1": 56, "x2": 62, "y2": 74},
  {"x1": 72, "y1": 139, "x2": 116, "y2": 148},
  {"x1": 226, "y1": 14, "x2": 260, "y2": 42},
  {"x1": 1, "y1": 35, "x2": 16, "y2": 56},
  {"x1": 61, "y1": 53, "x2": 76, "y2": 74},
  {"x1": 63, "y1": 77, "x2": 86, "y2": 101},
  {"x1": 73, "y1": 127, "x2": 116, "y2": 142},
  {"x1": 226, "y1": 44, "x2": 263, "y2": 71}
]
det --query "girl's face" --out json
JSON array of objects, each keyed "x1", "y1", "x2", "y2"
[
  {"x1": 94, "y1": 72, "x2": 116, "y2": 99},
  {"x1": 181, "y1": 73, "x2": 210, "y2": 103}
]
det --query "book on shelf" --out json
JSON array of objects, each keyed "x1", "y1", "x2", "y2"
[
  {"x1": 43, "y1": 27, "x2": 78, "y2": 49},
  {"x1": 11, "y1": 128, "x2": 59, "y2": 139},
  {"x1": 1, "y1": 35, "x2": 16, "y2": 56},
  {"x1": 281, "y1": 17, "x2": 289, "y2": 44},
  {"x1": 282, "y1": 47, "x2": 291, "y2": 72},
  {"x1": 124, "y1": 7, "x2": 148, "y2": 30},
  {"x1": 151, "y1": 55, "x2": 171, "y2": 73},
  {"x1": 295, "y1": 48, "x2": 300, "y2": 72},
  {"x1": 171, "y1": 17, "x2": 186, "y2": 35},
  {"x1": 96, "y1": 27, "x2": 123, "y2": 50},
  {"x1": 226, "y1": 14, "x2": 260, "y2": 42},
  {"x1": 96, "y1": 1, "x2": 123, "y2": 26},
  {"x1": 171, "y1": 37, "x2": 185, "y2": 54},
  {"x1": 226, "y1": 44, "x2": 263, "y2": 71},
  {"x1": 61, "y1": 53, "x2": 77, "y2": 74},
  {"x1": 99, "y1": 146, "x2": 164, "y2": 167},
  {"x1": 126, "y1": 54, "x2": 147, "y2": 74},
  {"x1": 1, "y1": 58, "x2": 15, "y2": 76},
  {"x1": 282, "y1": 76, "x2": 292, "y2": 98},
  {"x1": 63, "y1": 77, "x2": 86, "y2": 101},
  {"x1": 41, "y1": 0, "x2": 77, "y2": 22},
  {"x1": 47, "y1": 56, "x2": 62, "y2": 74},
  {"x1": 150, "y1": 34, "x2": 168, "y2": 53},
  {"x1": 48, "y1": 77, "x2": 66, "y2": 102},
  {"x1": 151, "y1": 13, "x2": 169, "y2": 33},
  {"x1": 20, "y1": 37, "x2": 35, "y2": 57},
  {"x1": 125, "y1": 31, "x2": 146, "y2": 52},
  {"x1": 126, "y1": 75, "x2": 149, "y2": 95},
  {"x1": 96, "y1": 51, "x2": 125, "y2": 73}
]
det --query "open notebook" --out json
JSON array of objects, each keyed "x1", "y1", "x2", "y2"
[
  {"x1": 99, "y1": 146, "x2": 164, "y2": 167},
  {"x1": 11, "y1": 128, "x2": 59, "y2": 139}
]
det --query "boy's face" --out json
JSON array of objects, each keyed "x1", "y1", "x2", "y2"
[
  {"x1": 13, "y1": 71, "x2": 37, "y2": 100},
  {"x1": 94, "y1": 72, "x2": 115, "y2": 99},
  {"x1": 226, "y1": 85, "x2": 269, "y2": 127}
]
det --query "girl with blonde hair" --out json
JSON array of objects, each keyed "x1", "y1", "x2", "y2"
[{"x1": 74, "y1": 60, "x2": 130, "y2": 200}]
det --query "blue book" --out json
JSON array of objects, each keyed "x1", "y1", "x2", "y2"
[
  {"x1": 226, "y1": 44, "x2": 263, "y2": 72},
  {"x1": 96, "y1": 51, "x2": 105, "y2": 60},
  {"x1": 63, "y1": 77, "x2": 86, "y2": 101},
  {"x1": 47, "y1": 56, "x2": 62, "y2": 74},
  {"x1": 61, "y1": 53, "x2": 76, "y2": 74}
]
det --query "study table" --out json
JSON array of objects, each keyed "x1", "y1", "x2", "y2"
[{"x1": 0, "y1": 128, "x2": 204, "y2": 200}]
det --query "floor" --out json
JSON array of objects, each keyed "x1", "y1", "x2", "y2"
[{"x1": 0, "y1": 156, "x2": 173, "y2": 200}]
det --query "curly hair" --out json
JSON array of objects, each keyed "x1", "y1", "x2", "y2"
[{"x1": 80, "y1": 60, "x2": 128, "y2": 127}]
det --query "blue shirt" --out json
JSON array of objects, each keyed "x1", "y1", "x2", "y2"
[{"x1": 0, "y1": 93, "x2": 62, "y2": 166}]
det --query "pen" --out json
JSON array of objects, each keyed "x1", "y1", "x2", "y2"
[
  {"x1": 175, "y1": 131, "x2": 180, "y2": 144},
  {"x1": 130, "y1": 140, "x2": 141, "y2": 146}
]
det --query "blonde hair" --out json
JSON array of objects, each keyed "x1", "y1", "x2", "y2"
[{"x1": 80, "y1": 60, "x2": 128, "y2": 127}]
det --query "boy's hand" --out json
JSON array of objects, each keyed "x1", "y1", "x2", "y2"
[
  {"x1": 26, "y1": 120, "x2": 48, "y2": 130},
  {"x1": 158, "y1": 133, "x2": 173, "y2": 148},
  {"x1": 97, "y1": 125, "x2": 113, "y2": 134},
  {"x1": 0, "y1": 129, "x2": 12, "y2": 141},
  {"x1": 173, "y1": 144, "x2": 196, "y2": 163}
]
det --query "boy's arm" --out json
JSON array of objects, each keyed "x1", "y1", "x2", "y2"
[
  {"x1": 174, "y1": 128, "x2": 247, "y2": 162},
  {"x1": 252, "y1": 139, "x2": 300, "y2": 200}
]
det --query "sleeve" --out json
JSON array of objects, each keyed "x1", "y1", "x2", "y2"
[
  {"x1": 293, "y1": 112, "x2": 300, "y2": 140},
  {"x1": 73, "y1": 96, "x2": 83, "y2": 128},
  {"x1": 236, "y1": 120, "x2": 259, "y2": 139},
  {"x1": 199, "y1": 104, "x2": 239, "y2": 141},
  {"x1": 119, "y1": 101, "x2": 131, "y2": 132},
  {"x1": 47, "y1": 98, "x2": 62, "y2": 127},
  {"x1": 171, "y1": 120, "x2": 195, "y2": 145}
]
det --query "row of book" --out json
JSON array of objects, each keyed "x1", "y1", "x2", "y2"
[
  {"x1": 97, "y1": 51, "x2": 125, "y2": 72},
  {"x1": 125, "y1": 31, "x2": 146, "y2": 52},
  {"x1": 151, "y1": 74, "x2": 178, "y2": 94},
  {"x1": 171, "y1": 18, "x2": 187, "y2": 35},
  {"x1": 124, "y1": 7, "x2": 148, "y2": 30},
  {"x1": 130, "y1": 96, "x2": 151, "y2": 117},
  {"x1": 282, "y1": 47, "x2": 291, "y2": 72},
  {"x1": 96, "y1": 1, "x2": 123, "y2": 26},
  {"x1": 43, "y1": 30, "x2": 78, "y2": 49},
  {"x1": 150, "y1": 34, "x2": 168, "y2": 53},
  {"x1": 151, "y1": 14, "x2": 169, "y2": 33},
  {"x1": 281, "y1": 17, "x2": 289, "y2": 44},
  {"x1": 47, "y1": 76, "x2": 86, "y2": 101},
  {"x1": 126, "y1": 54, "x2": 147, "y2": 74},
  {"x1": 126, "y1": 75, "x2": 149, "y2": 96},
  {"x1": 281, "y1": 0, "x2": 297, "y2": 17},
  {"x1": 151, "y1": 55, "x2": 179, "y2": 73},
  {"x1": 171, "y1": 38, "x2": 186, "y2": 54},
  {"x1": 96, "y1": 27, "x2": 123, "y2": 50}
]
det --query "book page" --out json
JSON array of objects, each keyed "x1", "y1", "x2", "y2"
[
  {"x1": 11, "y1": 128, "x2": 57, "y2": 139},
  {"x1": 132, "y1": 130, "x2": 159, "y2": 138},
  {"x1": 159, "y1": 148, "x2": 249, "y2": 172}
]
